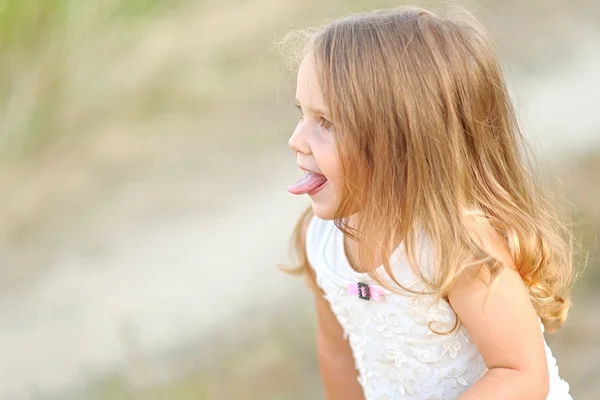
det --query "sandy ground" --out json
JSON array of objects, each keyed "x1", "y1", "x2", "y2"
[{"x1": 0, "y1": 26, "x2": 599, "y2": 400}]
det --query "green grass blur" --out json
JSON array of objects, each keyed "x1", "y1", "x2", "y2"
[{"x1": 0, "y1": 0, "x2": 179, "y2": 157}]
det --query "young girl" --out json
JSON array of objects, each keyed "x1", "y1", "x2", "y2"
[{"x1": 282, "y1": 6, "x2": 573, "y2": 400}]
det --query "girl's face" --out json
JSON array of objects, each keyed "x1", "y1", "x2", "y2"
[{"x1": 288, "y1": 56, "x2": 344, "y2": 220}]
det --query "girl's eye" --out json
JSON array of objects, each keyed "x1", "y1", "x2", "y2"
[
  {"x1": 295, "y1": 105, "x2": 304, "y2": 121},
  {"x1": 319, "y1": 116, "x2": 333, "y2": 130}
]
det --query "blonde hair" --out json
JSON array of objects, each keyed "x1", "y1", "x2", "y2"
[{"x1": 279, "y1": 6, "x2": 573, "y2": 332}]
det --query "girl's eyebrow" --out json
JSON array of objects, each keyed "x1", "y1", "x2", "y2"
[{"x1": 295, "y1": 98, "x2": 330, "y2": 117}]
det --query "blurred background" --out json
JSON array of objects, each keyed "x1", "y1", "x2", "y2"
[{"x1": 0, "y1": 0, "x2": 598, "y2": 399}]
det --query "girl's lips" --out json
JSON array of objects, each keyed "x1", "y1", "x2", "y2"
[
  {"x1": 287, "y1": 172, "x2": 328, "y2": 195},
  {"x1": 307, "y1": 179, "x2": 328, "y2": 196}
]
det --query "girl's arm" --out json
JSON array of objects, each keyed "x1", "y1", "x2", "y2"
[
  {"x1": 305, "y1": 266, "x2": 365, "y2": 400},
  {"x1": 448, "y1": 221, "x2": 550, "y2": 400}
]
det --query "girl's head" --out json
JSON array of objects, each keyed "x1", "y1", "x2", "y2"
[{"x1": 281, "y1": 6, "x2": 573, "y2": 332}]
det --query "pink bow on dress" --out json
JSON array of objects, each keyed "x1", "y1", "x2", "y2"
[{"x1": 348, "y1": 282, "x2": 384, "y2": 301}]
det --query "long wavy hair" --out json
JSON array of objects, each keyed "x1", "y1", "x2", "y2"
[{"x1": 279, "y1": 6, "x2": 573, "y2": 332}]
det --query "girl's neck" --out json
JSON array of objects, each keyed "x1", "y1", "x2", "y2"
[{"x1": 342, "y1": 213, "x2": 389, "y2": 273}]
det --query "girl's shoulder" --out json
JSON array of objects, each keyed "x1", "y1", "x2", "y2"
[
  {"x1": 305, "y1": 214, "x2": 333, "y2": 255},
  {"x1": 304, "y1": 215, "x2": 436, "y2": 288}
]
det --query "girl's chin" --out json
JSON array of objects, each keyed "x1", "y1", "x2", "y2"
[
  {"x1": 309, "y1": 187, "x2": 337, "y2": 220},
  {"x1": 311, "y1": 203, "x2": 336, "y2": 220},
  {"x1": 309, "y1": 185, "x2": 359, "y2": 221}
]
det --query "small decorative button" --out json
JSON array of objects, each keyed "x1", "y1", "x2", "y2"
[
  {"x1": 357, "y1": 282, "x2": 371, "y2": 300},
  {"x1": 347, "y1": 282, "x2": 384, "y2": 301}
]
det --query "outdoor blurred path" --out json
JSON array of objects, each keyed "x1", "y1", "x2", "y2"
[{"x1": 0, "y1": 151, "x2": 309, "y2": 398}]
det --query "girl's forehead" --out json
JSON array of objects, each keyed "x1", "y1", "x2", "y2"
[{"x1": 296, "y1": 56, "x2": 326, "y2": 109}]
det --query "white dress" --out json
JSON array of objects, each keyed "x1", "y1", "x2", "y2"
[{"x1": 306, "y1": 216, "x2": 572, "y2": 400}]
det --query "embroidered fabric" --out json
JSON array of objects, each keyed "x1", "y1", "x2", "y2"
[{"x1": 306, "y1": 216, "x2": 572, "y2": 399}]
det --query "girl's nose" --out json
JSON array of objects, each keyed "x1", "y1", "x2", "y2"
[{"x1": 288, "y1": 124, "x2": 310, "y2": 155}]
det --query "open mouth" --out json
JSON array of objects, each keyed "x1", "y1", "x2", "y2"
[{"x1": 288, "y1": 171, "x2": 328, "y2": 195}]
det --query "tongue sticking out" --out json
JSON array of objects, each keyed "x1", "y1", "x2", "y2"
[{"x1": 288, "y1": 172, "x2": 327, "y2": 195}]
